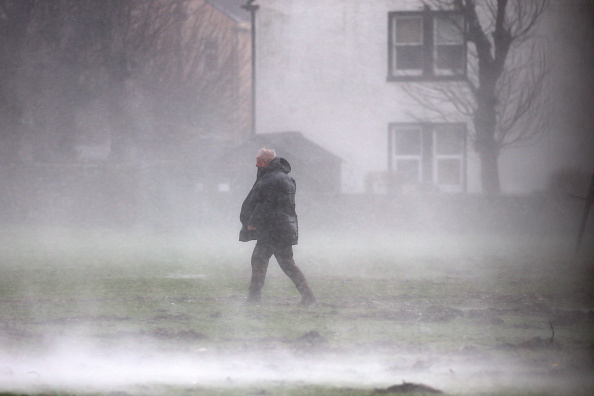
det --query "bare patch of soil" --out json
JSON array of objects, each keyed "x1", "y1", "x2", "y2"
[
  {"x1": 294, "y1": 330, "x2": 326, "y2": 350},
  {"x1": 374, "y1": 381, "x2": 443, "y2": 394}
]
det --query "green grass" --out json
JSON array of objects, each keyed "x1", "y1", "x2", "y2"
[{"x1": 0, "y1": 226, "x2": 593, "y2": 395}]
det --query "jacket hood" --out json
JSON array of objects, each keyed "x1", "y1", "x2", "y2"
[{"x1": 263, "y1": 157, "x2": 291, "y2": 174}]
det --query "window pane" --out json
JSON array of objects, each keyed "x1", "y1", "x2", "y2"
[
  {"x1": 396, "y1": 159, "x2": 420, "y2": 182},
  {"x1": 395, "y1": 17, "x2": 422, "y2": 44},
  {"x1": 437, "y1": 158, "x2": 461, "y2": 184},
  {"x1": 396, "y1": 45, "x2": 424, "y2": 70},
  {"x1": 435, "y1": 127, "x2": 463, "y2": 155},
  {"x1": 435, "y1": 15, "x2": 463, "y2": 44},
  {"x1": 395, "y1": 129, "x2": 421, "y2": 155},
  {"x1": 435, "y1": 45, "x2": 464, "y2": 70}
]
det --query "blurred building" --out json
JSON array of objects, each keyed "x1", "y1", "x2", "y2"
[
  {"x1": 15, "y1": 0, "x2": 253, "y2": 165},
  {"x1": 254, "y1": 0, "x2": 594, "y2": 195},
  {"x1": 226, "y1": 132, "x2": 342, "y2": 196},
  {"x1": 4, "y1": 0, "x2": 256, "y2": 227}
]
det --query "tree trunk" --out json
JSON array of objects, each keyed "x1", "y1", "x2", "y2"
[
  {"x1": 475, "y1": 86, "x2": 502, "y2": 196},
  {"x1": 478, "y1": 142, "x2": 501, "y2": 196}
]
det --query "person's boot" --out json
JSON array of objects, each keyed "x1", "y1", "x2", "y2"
[
  {"x1": 299, "y1": 287, "x2": 318, "y2": 306},
  {"x1": 291, "y1": 273, "x2": 317, "y2": 306},
  {"x1": 246, "y1": 294, "x2": 261, "y2": 305},
  {"x1": 247, "y1": 266, "x2": 266, "y2": 305},
  {"x1": 246, "y1": 288, "x2": 262, "y2": 305}
]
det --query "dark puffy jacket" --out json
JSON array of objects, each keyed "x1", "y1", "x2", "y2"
[{"x1": 239, "y1": 157, "x2": 298, "y2": 246}]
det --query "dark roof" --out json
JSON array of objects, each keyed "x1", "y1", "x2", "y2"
[
  {"x1": 206, "y1": 0, "x2": 250, "y2": 23},
  {"x1": 228, "y1": 132, "x2": 342, "y2": 194},
  {"x1": 246, "y1": 132, "x2": 342, "y2": 164}
]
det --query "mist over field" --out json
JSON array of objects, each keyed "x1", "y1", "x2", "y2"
[
  {"x1": 1, "y1": 0, "x2": 593, "y2": 395},
  {"x1": 1, "y1": 214, "x2": 593, "y2": 395}
]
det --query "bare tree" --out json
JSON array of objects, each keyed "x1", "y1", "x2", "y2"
[
  {"x1": 10, "y1": 0, "x2": 250, "y2": 163},
  {"x1": 0, "y1": 0, "x2": 36, "y2": 164},
  {"x1": 136, "y1": 0, "x2": 250, "y2": 154},
  {"x1": 403, "y1": 0, "x2": 549, "y2": 195},
  {"x1": 11, "y1": 0, "x2": 180, "y2": 161}
]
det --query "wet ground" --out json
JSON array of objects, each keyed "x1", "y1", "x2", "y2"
[{"x1": 0, "y1": 229, "x2": 593, "y2": 395}]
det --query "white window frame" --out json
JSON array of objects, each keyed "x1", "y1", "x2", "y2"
[
  {"x1": 391, "y1": 15, "x2": 424, "y2": 78},
  {"x1": 432, "y1": 125, "x2": 465, "y2": 190},
  {"x1": 390, "y1": 125, "x2": 423, "y2": 183},
  {"x1": 388, "y1": 9, "x2": 466, "y2": 82},
  {"x1": 433, "y1": 13, "x2": 466, "y2": 77},
  {"x1": 389, "y1": 122, "x2": 467, "y2": 192}
]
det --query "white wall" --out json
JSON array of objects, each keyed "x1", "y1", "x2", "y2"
[
  {"x1": 255, "y1": 0, "x2": 590, "y2": 194},
  {"x1": 257, "y1": 0, "x2": 424, "y2": 192}
]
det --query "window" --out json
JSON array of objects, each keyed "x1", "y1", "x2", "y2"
[
  {"x1": 389, "y1": 123, "x2": 466, "y2": 191},
  {"x1": 393, "y1": 127, "x2": 422, "y2": 182},
  {"x1": 434, "y1": 14, "x2": 465, "y2": 76},
  {"x1": 434, "y1": 124, "x2": 465, "y2": 185},
  {"x1": 388, "y1": 9, "x2": 466, "y2": 81},
  {"x1": 392, "y1": 16, "x2": 424, "y2": 77}
]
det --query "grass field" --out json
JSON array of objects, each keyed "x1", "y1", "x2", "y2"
[{"x1": 0, "y1": 226, "x2": 593, "y2": 395}]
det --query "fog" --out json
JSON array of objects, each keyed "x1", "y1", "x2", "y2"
[
  {"x1": 1, "y1": 221, "x2": 592, "y2": 395},
  {"x1": 2, "y1": 335, "x2": 590, "y2": 395},
  {"x1": 1, "y1": 0, "x2": 594, "y2": 395}
]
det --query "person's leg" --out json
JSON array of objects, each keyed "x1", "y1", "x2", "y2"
[
  {"x1": 274, "y1": 245, "x2": 317, "y2": 306},
  {"x1": 247, "y1": 242, "x2": 273, "y2": 304}
]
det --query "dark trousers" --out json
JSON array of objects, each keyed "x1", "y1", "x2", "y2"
[{"x1": 248, "y1": 242, "x2": 315, "y2": 304}]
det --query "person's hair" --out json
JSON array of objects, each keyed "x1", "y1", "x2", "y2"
[{"x1": 256, "y1": 148, "x2": 276, "y2": 160}]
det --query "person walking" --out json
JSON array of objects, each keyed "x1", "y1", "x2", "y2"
[{"x1": 239, "y1": 148, "x2": 317, "y2": 306}]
